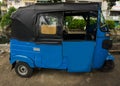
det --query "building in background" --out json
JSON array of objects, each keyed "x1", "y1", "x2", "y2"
[
  {"x1": 0, "y1": 0, "x2": 7, "y2": 16},
  {"x1": 7, "y1": 0, "x2": 65, "y2": 8},
  {"x1": 7, "y1": 0, "x2": 37, "y2": 9},
  {"x1": 109, "y1": 1, "x2": 120, "y2": 26}
]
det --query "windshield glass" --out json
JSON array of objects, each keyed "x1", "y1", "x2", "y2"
[{"x1": 100, "y1": 13, "x2": 109, "y2": 32}]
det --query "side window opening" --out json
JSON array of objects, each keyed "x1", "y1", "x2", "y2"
[
  {"x1": 63, "y1": 16, "x2": 86, "y2": 40},
  {"x1": 35, "y1": 12, "x2": 98, "y2": 43},
  {"x1": 63, "y1": 13, "x2": 97, "y2": 41},
  {"x1": 39, "y1": 16, "x2": 58, "y2": 35},
  {"x1": 40, "y1": 16, "x2": 57, "y2": 35},
  {"x1": 100, "y1": 13, "x2": 109, "y2": 32},
  {"x1": 36, "y1": 13, "x2": 63, "y2": 43}
]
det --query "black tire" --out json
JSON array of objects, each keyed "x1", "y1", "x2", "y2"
[
  {"x1": 101, "y1": 60, "x2": 115, "y2": 72},
  {"x1": 15, "y1": 62, "x2": 33, "y2": 78}
]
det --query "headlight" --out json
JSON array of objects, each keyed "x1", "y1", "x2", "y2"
[{"x1": 105, "y1": 33, "x2": 111, "y2": 37}]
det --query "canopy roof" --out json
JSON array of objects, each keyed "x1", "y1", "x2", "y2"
[
  {"x1": 27, "y1": 2, "x2": 100, "y2": 11},
  {"x1": 11, "y1": 2, "x2": 101, "y2": 19},
  {"x1": 11, "y1": 2, "x2": 101, "y2": 41},
  {"x1": 11, "y1": 2, "x2": 101, "y2": 27}
]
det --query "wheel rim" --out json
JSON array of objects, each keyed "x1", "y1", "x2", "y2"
[{"x1": 17, "y1": 65, "x2": 28, "y2": 76}]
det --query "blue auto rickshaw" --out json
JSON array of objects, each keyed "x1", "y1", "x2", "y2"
[{"x1": 10, "y1": 2, "x2": 114, "y2": 77}]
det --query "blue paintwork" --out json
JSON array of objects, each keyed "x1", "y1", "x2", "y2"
[
  {"x1": 10, "y1": 39, "x2": 63, "y2": 69},
  {"x1": 10, "y1": 55, "x2": 35, "y2": 68},
  {"x1": 106, "y1": 53, "x2": 115, "y2": 61},
  {"x1": 10, "y1": 33, "x2": 114, "y2": 71},
  {"x1": 92, "y1": 7, "x2": 114, "y2": 69},
  {"x1": 92, "y1": 31, "x2": 109, "y2": 69},
  {"x1": 92, "y1": 37, "x2": 109, "y2": 68},
  {"x1": 10, "y1": 40, "x2": 35, "y2": 68},
  {"x1": 63, "y1": 41, "x2": 95, "y2": 72},
  {"x1": 10, "y1": 39, "x2": 96, "y2": 72},
  {"x1": 36, "y1": 44, "x2": 62, "y2": 68}
]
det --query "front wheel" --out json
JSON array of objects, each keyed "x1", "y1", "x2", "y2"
[
  {"x1": 15, "y1": 62, "x2": 33, "y2": 77},
  {"x1": 101, "y1": 60, "x2": 115, "y2": 72}
]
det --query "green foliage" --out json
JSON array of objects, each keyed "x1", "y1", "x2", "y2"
[
  {"x1": 106, "y1": 20, "x2": 115, "y2": 29},
  {"x1": 0, "y1": 2, "x2": 2, "y2": 22},
  {"x1": 52, "y1": 0, "x2": 61, "y2": 2},
  {"x1": 65, "y1": 16, "x2": 87, "y2": 30},
  {"x1": 115, "y1": 25, "x2": 120, "y2": 29},
  {"x1": 0, "y1": 35, "x2": 9, "y2": 44},
  {"x1": 65, "y1": 16, "x2": 73, "y2": 26},
  {"x1": 65, "y1": 16, "x2": 73, "y2": 23},
  {"x1": 106, "y1": 0, "x2": 119, "y2": 9},
  {"x1": 68, "y1": 19, "x2": 86, "y2": 30},
  {"x1": 65, "y1": 17, "x2": 97, "y2": 30},
  {"x1": 65, "y1": 17, "x2": 115, "y2": 30},
  {"x1": 90, "y1": 19, "x2": 97, "y2": 25},
  {"x1": 0, "y1": 7, "x2": 16, "y2": 28}
]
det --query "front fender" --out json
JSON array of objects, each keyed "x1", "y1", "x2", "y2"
[
  {"x1": 10, "y1": 55, "x2": 35, "y2": 68},
  {"x1": 106, "y1": 53, "x2": 115, "y2": 61}
]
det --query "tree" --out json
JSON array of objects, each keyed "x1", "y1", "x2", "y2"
[
  {"x1": 0, "y1": 7, "x2": 16, "y2": 39},
  {"x1": 51, "y1": 0, "x2": 61, "y2": 2},
  {"x1": 106, "y1": 0, "x2": 119, "y2": 9},
  {"x1": 0, "y1": 1, "x2": 2, "y2": 22},
  {"x1": 37, "y1": 0, "x2": 61, "y2": 3},
  {"x1": 106, "y1": 20, "x2": 115, "y2": 29},
  {"x1": 0, "y1": 7, "x2": 16, "y2": 29}
]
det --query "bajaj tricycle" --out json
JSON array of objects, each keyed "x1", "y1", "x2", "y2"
[{"x1": 10, "y1": 2, "x2": 114, "y2": 77}]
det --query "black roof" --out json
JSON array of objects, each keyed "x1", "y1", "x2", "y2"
[
  {"x1": 11, "y1": 2, "x2": 101, "y2": 19},
  {"x1": 11, "y1": 2, "x2": 101, "y2": 41},
  {"x1": 28, "y1": 2, "x2": 100, "y2": 11},
  {"x1": 12, "y1": 2, "x2": 100, "y2": 13},
  {"x1": 34, "y1": 2, "x2": 100, "y2": 11},
  {"x1": 11, "y1": 2, "x2": 101, "y2": 24}
]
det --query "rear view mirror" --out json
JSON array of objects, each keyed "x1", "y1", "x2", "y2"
[{"x1": 100, "y1": 24, "x2": 109, "y2": 32}]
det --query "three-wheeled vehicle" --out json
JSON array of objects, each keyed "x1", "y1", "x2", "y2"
[{"x1": 10, "y1": 2, "x2": 115, "y2": 77}]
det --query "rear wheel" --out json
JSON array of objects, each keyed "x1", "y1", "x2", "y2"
[
  {"x1": 101, "y1": 60, "x2": 115, "y2": 72},
  {"x1": 15, "y1": 62, "x2": 33, "y2": 77}
]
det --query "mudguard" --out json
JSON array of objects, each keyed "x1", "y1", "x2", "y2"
[
  {"x1": 106, "y1": 53, "x2": 115, "y2": 61},
  {"x1": 10, "y1": 55, "x2": 35, "y2": 68}
]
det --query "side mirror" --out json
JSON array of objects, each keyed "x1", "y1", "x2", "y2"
[{"x1": 100, "y1": 24, "x2": 109, "y2": 32}]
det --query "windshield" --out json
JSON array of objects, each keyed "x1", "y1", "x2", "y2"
[{"x1": 100, "y1": 13, "x2": 109, "y2": 32}]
